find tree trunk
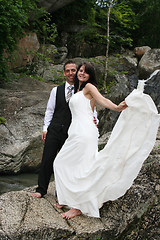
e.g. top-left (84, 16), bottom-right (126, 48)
top-left (103, 0), bottom-right (114, 91)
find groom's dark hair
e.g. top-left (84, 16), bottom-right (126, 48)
top-left (63, 60), bottom-right (77, 70)
top-left (74, 62), bottom-right (97, 93)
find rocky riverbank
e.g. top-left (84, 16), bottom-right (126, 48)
top-left (0, 132), bottom-right (159, 239)
top-left (0, 49), bottom-right (160, 239)
top-left (1, 49), bottom-right (160, 175)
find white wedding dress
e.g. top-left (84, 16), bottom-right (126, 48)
top-left (54, 80), bottom-right (160, 218)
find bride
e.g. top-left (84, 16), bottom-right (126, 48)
top-left (53, 62), bottom-right (159, 219)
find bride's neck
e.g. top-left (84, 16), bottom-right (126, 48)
top-left (78, 82), bottom-right (83, 92)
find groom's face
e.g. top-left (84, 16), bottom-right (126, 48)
top-left (63, 63), bottom-right (77, 85)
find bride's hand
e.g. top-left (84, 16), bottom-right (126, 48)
top-left (117, 101), bottom-right (128, 112)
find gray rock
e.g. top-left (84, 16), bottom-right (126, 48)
top-left (0, 133), bottom-right (159, 239)
top-left (42, 63), bottom-right (64, 82)
top-left (134, 46), bottom-right (151, 60)
top-left (0, 77), bottom-right (55, 174)
top-left (138, 49), bottom-right (160, 79)
top-left (98, 74), bottom-right (130, 135)
top-left (36, 45), bottom-right (68, 65)
top-left (35, 56), bottom-right (105, 83)
top-left (144, 71), bottom-right (160, 112)
top-left (122, 55), bottom-right (138, 74)
top-left (1, 53), bottom-right (159, 175)
top-left (0, 54), bottom-right (160, 239)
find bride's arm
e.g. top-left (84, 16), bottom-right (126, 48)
top-left (84, 83), bottom-right (127, 112)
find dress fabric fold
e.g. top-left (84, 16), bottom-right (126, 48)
top-left (54, 83), bottom-right (160, 218)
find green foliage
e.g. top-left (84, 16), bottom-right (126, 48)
top-left (0, 0), bottom-right (57, 83)
top-left (32, 11), bottom-right (57, 45)
top-left (0, 0), bottom-right (35, 55)
top-left (94, 0), bottom-right (138, 50)
top-left (0, 0), bottom-right (33, 81)
top-left (53, 0), bottom-right (139, 55)
top-left (0, 117), bottom-right (6, 125)
top-left (0, 0), bottom-right (159, 84)
top-left (0, 0), bottom-right (36, 81)
top-left (53, 0), bottom-right (96, 26)
top-left (110, 0), bottom-right (138, 47)
top-left (96, 237), bottom-right (101, 240)
top-left (53, 0), bottom-right (160, 55)
top-left (132, 0), bottom-right (160, 48)
top-left (53, 0), bottom-right (101, 46)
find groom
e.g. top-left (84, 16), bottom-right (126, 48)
top-left (32, 60), bottom-right (77, 198)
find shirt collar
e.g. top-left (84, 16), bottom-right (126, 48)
top-left (65, 81), bottom-right (74, 89)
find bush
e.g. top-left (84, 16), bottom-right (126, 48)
top-left (0, 117), bottom-right (6, 125)
top-left (0, 0), bottom-right (36, 81)
top-left (0, 0), bottom-right (57, 83)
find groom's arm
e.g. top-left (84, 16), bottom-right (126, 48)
top-left (41, 87), bottom-right (57, 142)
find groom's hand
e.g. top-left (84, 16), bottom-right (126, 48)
top-left (41, 131), bottom-right (47, 142)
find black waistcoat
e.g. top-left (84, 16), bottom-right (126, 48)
top-left (48, 83), bottom-right (72, 135)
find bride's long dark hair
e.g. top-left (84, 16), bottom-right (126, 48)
top-left (74, 62), bottom-right (97, 93)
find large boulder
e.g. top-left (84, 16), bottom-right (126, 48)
top-left (97, 73), bottom-right (131, 135)
top-left (98, 67), bottom-right (160, 136)
top-left (138, 49), bottom-right (160, 79)
top-left (38, 0), bottom-right (77, 12)
top-left (35, 44), bottom-right (68, 64)
top-left (0, 76), bottom-right (55, 174)
top-left (0, 130), bottom-right (159, 239)
top-left (6, 33), bottom-right (40, 69)
top-left (0, 55), bottom-right (159, 174)
top-left (144, 70), bottom-right (160, 112)
top-left (134, 46), bottom-right (151, 60)
top-left (33, 57), bottom-right (105, 83)
top-left (0, 57), bottom-right (106, 174)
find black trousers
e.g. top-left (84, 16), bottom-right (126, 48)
top-left (36, 128), bottom-right (67, 196)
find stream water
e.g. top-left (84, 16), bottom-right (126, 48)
top-left (0, 173), bottom-right (39, 195)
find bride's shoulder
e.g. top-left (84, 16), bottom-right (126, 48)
top-left (85, 83), bottom-right (96, 91)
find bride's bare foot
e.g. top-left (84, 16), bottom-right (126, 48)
top-left (61, 208), bottom-right (82, 219)
top-left (32, 192), bottom-right (42, 198)
top-left (54, 203), bottom-right (65, 209)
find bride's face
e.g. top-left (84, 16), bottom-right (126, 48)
top-left (77, 65), bottom-right (90, 82)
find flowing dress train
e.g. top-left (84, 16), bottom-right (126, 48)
top-left (54, 81), bottom-right (160, 218)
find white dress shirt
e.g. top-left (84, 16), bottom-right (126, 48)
top-left (43, 82), bottom-right (98, 132)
